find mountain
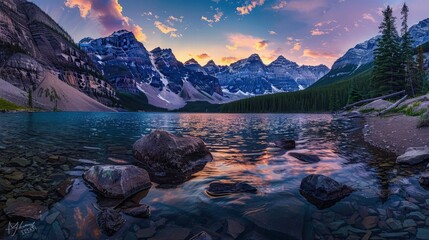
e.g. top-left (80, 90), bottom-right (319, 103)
top-left (314, 18), bottom-right (429, 87)
top-left (80, 30), bottom-right (224, 110)
top-left (214, 54), bottom-right (329, 95)
top-left (0, 0), bottom-right (115, 111)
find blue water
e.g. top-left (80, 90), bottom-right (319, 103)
top-left (0, 112), bottom-right (427, 240)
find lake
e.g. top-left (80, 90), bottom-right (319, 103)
top-left (0, 112), bottom-right (428, 240)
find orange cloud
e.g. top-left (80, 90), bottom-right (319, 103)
top-left (196, 53), bottom-right (210, 60)
top-left (236, 0), bottom-right (265, 15)
top-left (292, 42), bottom-right (301, 51)
top-left (221, 57), bottom-right (238, 65)
top-left (226, 34), bottom-right (269, 51)
top-left (311, 29), bottom-right (328, 36)
top-left (255, 40), bottom-right (269, 50)
top-left (362, 13), bottom-right (376, 23)
top-left (154, 21), bottom-right (181, 38)
top-left (65, 0), bottom-right (147, 42)
top-left (303, 49), bottom-right (339, 58)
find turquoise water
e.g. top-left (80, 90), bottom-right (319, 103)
top-left (0, 112), bottom-right (427, 240)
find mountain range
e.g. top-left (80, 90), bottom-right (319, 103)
top-left (79, 30), bottom-right (329, 110)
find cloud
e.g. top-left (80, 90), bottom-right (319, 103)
top-left (310, 29), bottom-right (328, 36)
top-left (201, 8), bottom-right (223, 26)
top-left (315, 20), bottom-right (337, 27)
top-left (292, 42), bottom-right (301, 51)
top-left (255, 40), bottom-right (269, 50)
top-left (64, 0), bottom-right (147, 42)
top-left (196, 53), bottom-right (210, 60)
top-left (154, 21), bottom-right (181, 38)
top-left (226, 34), bottom-right (269, 51)
top-left (362, 13), bottom-right (376, 23)
top-left (236, 0), bottom-right (265, 15)
top-left (272, 0), bottom-right (287, 10)
top-left (221, 56), bottom-right (238, 65)
top-left (269, 31), bottom-right (277, 35)
top-left (303, 49), bottom-right (338, 58)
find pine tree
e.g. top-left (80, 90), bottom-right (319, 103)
top-left (401, 3), bottom-right (417, 96)
top-left (418, 47), bottom-right (429, 93)
top-left (373, 6), bottom-right (403, 96)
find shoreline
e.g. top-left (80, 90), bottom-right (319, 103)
top-left (363, 113), bottom-right (429, 156)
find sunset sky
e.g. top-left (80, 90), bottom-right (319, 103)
top-left (31, 0), bottom-right (429, 67)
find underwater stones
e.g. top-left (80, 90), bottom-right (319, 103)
top-left (226, 219), bottom-right (245, 239)
top-left (123, 204), bottom-right (150, 218)
top-left (56, 178), bottom-right (75, 197)
top-left (135, 224), bottom-right (156, 238)
top-left (362, 216), bottom-right (379, 229)
top-left (300, 174), bottom-right (353, 209)
top-left (133, 130), bottom-right (212, 184)
top-left (83, 165), bottom-right (151, 199)
top-left (396, 146), bottom-right (429, 165)
top-left (18, 191), bottom-right (48, 200)
top-left (9, 157), bottom-right (31, 167)
top-left (189, 231), bottom-right (213, 240)
top-left (3, 201), bottom-right (47, 220)
top-left (97, 208), bottom-right (125, 236)
top-left (149, 227), bottom-right (191, 240)
top-left (206, 181), bottom-right (257, 196)
top-left (386, 218), bottom-right (403, 230)
top-left (289, 151), bottom-right (321, 163)
top-left (274, 139), bottom-right (296, 150)
top-left (417, 228), bottom-right (429, 240)
top-left (5, 171), bottom-right (24, 181)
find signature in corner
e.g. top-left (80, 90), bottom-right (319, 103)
top-left (6, 221), bottom-right (37, 237)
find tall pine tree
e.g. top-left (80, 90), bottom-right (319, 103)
top-left (373, 6), bottom-right (403, 96)
top-left (401, 3), bottom-right (417, 96)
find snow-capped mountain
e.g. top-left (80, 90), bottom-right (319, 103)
top-left (80, 30), bottom-right (223, 110)
top-left (213, 54), bottom-right (329, 95)
top-left (315, 18), bottom-right (429, 86)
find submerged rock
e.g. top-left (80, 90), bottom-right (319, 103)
top-left (97, 208), bottom-right (125, 236)
top-left (419, 172), bottom-right (429, 187)
top-left (133, 130), bottom-right (212, 184)
top-left (206, 181), bottom-right (257, 196)
top-left (123, 204), bottom-right (150, 218)
top-left (83, 165), bottom-right (151, 199)
top-left (397, 146), bottom-right (429, 165)
top-left (4, 201), bottom-right (47, 220)
top-left (189, 231), bottom-right (213, 240)
top-left (300, 174), bottom-right (353, 209)
top-left (274, 139), bottom-right (296, 150)
top-left (289, 151), bottom-right (321, 163)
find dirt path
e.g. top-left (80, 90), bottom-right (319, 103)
top-left (364, 114), bottom-right (429, 155)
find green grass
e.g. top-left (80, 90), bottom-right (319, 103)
top-left (359, 108), bottom-right (376, 114)
top-left (0, 98), bottom-right (25, 111)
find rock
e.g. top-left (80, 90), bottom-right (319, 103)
top-left (289, 152), bottom-right (320, 163)
top-left (123, 204), bottom-right (150, 218)
top-left (417, 228), bottom-right (429, 240)
top-left (362, 231), bottom-right (372, 240)
top-left (358, 99), bottom-right (391, 112)
top-left (226, 219), bottom-right (245, 239)
top-left (403, 219), bottom-right (417, 228)
top-left (362, 216), bottom-right (379, 229)
top-left (19, 191), bottom-right (48, 200)
top-left (133, 130), bottom-right (212, 184)
top-left (5, 171), bottom-right (24, 181)
top-left (397, 146), bottom-right (429, 165)
top-left (3, 201), bottom-right (47, 220)
top-left (206, 181), bottom-right (257, 196)
top-left (299, 174), bottom-right (354, 209)
top-left (420, 172), bottom-right (429, 187)
top-left (56, 178), bottom-right (75, 197)
top-left (96, 208), bottom-right (125, 236)
top-left (149, 227), bottom-right (191, 240)
top-left (407, 211), bottom-right (426, 221)
top-left (189, 231), bottom-right (213, 240)
top-left (45, 211), bottom-right (60, 224)
top-left (9, 157), bottom-right (31, 167)
top-left (379, 232), bottom-right (409, 238)
top-left (274, 139), bottom-right (296, 150)
top-left (136, 224), bottom-right (156, 238)
top-left (0, 179), bottom-right (13, 192)
top-left (83, 165), bottom-right (151, 199)
top-left (386, 218), bottom-right (402, 230)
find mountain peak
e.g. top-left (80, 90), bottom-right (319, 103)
top-left (206, 60), bottom-right (216, 66)
top-left (184, 58), bottom-right (200, 66)
top-left (112, 29), bottom-right (132, 36)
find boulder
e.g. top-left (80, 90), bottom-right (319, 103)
top-left (123, 204), bottom-right (150, 218)
top-left (419, 172), bottom-right (429, 187)
top-left (300, 174), bottom-right (353, 209)
top-left (96, 208), bottom-right (125, 236)
top-left (206, 181), bottom-right (257, 196)
top-left (83, 165), bottom-right (151, 199)
top-left (133, 130), bottom-right (212, 184)
top-left (274, 139), bottom-right (296, 150)
top-left (358, 99), bottom-right (391, 112)
top-left (289, 152), bottom-right (320, 163)
top-left (3, 201), bottom-right (47, 220)
top-left (396, 146), bottom-right (429, 165)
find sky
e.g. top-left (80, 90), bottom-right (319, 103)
top-left (30, 0), bottom-right (429, 68)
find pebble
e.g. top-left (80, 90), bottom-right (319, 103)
top-left (362, 216), bottom-right (379, 229)
top-left (417, 228), bottom-right (429, 240)
top-left (386, 218), bottom-right (402, 230)
top-left (226, 219), bottom-right (245, 239)
top-left (408, 212), bottom-right (426, 221)
top-left (404, 219), bottom-right (417, 228)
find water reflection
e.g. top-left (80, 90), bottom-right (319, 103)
top-left (0, 112), bottom-right (425, 239)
